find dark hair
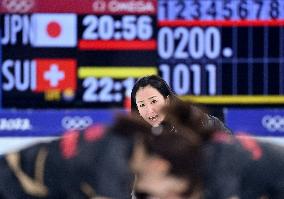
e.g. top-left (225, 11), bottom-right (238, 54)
top-left (143, 126), bottom-right (203, 196)
top-left (131, 75), bottom-right (179, 114)
top-left (112, 101), bottom-right (212, 196)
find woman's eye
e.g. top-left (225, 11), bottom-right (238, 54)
top-left (151, 99), bottom-right (157, 104)
top-left (139, 104), bottom-right (145, 108)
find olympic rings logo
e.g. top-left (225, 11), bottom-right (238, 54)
top-left (2, 0), bottom-right (34, 13)
top-left (261, 115), bottom-right (284, 132)
top-left (61, 116), bottom-right (93, 130)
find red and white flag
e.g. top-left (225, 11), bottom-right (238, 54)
top-left (34, 59), bottom-right (77, 92)
top-left (31, 14), bottom-right (77, 47)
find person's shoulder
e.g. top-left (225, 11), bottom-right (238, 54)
top-left (206, 114), bottom-right (232, 135)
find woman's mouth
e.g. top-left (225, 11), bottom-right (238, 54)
top-left (149, 115), bottom-right (158, 121)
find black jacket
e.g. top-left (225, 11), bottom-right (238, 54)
top-left (0, 126), bottom-right (134, 199)
top-left (203, 132), bottom-right (284, 199)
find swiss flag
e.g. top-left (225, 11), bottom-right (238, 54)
top-left (31, 14), bottom-right (77, 47)
top-left (34, 59), bottom-right (77, 92)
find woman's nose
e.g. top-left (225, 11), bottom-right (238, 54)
top-left (146, 105), bottom-right (154, 113)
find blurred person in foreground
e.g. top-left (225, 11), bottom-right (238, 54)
top-left (0, 124), bottom-right (134, 199)
top-left (114, 100), bottom-right (284, 199)
top-left (1, 100), bottom-right (283, 199)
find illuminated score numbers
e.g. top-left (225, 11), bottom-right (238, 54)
top-left (158, 27), bottom-right (222, 96)
top-left (82, 15), bottom-right (153, 40)
top-left (157, 0), bottom-right (284, 104)
top-left (158, 0), bottom-right (284, 20)
top-left (79, 14), bottom-right (155, 103)
top-left (82, 77), bottom-right (135, 103)
top-left (158, 27), bottom-right (221, 59)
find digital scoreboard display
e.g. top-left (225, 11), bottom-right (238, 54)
top-left (0, 0), bottom-right (157, 108)
top-left (158, 0), bottom-right (284, 104)
top-left (1, 0), bottom-right (284, 109)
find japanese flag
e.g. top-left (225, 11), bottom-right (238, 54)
top-left (31, 14), bottom-right (77, 47)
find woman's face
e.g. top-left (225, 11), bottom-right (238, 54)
top-left (135, 86), bottom-right (169, 127)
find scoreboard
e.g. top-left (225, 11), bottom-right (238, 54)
top-left (158, 0), bottom-right (284, 104)
top-left (1, 0), bottom-right (284, 109)
top-left (0, 0), bottom-right (157, 108)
